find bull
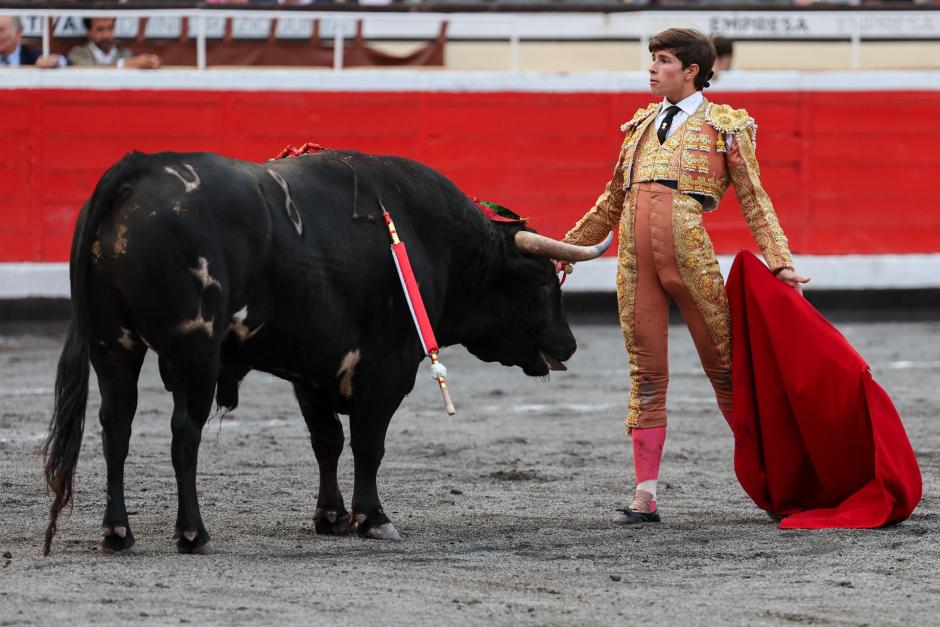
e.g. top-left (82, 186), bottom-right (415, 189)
top-left (42, 150), bottom-right (611, 555)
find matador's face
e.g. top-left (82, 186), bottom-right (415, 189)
top-left (648, 49), bottom-right (698, 102)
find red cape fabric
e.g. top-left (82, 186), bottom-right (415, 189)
top-left (725, 251), bottom-right (921, 529)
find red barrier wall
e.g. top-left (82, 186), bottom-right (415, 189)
top-left (3, 88), bottom-right (939, 262)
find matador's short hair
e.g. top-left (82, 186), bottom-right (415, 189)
top-left (649, 28), bottom-right (717, 91)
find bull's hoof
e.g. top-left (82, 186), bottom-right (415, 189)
top-left (175, 528), bottom-right (212, 554)
top-left (353, 512), bottom-right (401, 541)
top-left (99, 525), bottom-right (135, 554)
top-left (361, 522), bottom-right (401, 541)
top-left (314, 508), bottom-right (352, 536)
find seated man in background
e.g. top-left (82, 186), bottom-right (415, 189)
top-left (68, 17), bottom-right (160, 69)
top-left (0, 15), bottom-right (67, 68)
top-left (711, 36), bottom-right (733, 80)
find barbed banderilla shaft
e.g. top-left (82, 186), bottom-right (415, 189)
top-left (382, 203), bottom-right (455, 416)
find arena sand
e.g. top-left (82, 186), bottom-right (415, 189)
top-left (1, 321), bottom-right (937, 625)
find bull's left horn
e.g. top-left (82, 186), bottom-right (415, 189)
top-left (514, 231), bottom-right (613, 262)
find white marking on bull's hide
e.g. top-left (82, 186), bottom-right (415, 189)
top-left (190, 257), bottom-right (221, 291)
top-left (337, 350), bottom-right (361, 399)
top-left (118, 327), bottom-right (136, 351)
top-left (171, 201), bottom-right (187, 215)
top-left (176, 305), bottom-right (214, 337)
top-left (265, 168), bottom-right (303, 236)
top-left (229, 306), bottom-right (264, 343)
top-left (163, 164), bottom-right (201, 193)
top-left (112, 224), bottom-right (129, 256)
top-left (232, 306), bottom-right (248, 325)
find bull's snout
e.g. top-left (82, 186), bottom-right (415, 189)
top-left (540, 324), bottom-right (576, 365)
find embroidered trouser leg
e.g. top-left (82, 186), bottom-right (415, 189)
top-left (619, 182), bottom-right (732, 431)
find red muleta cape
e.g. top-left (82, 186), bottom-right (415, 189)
top-left (726, 251), bottom-right (922, 529)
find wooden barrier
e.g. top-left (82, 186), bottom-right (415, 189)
top-left (2, 72), bottom-right (939, 264)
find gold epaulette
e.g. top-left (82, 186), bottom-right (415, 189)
top-left (620, 102), bottom-right (659, 132)
top-left (705, 103), bottom-right (755, 133)
top-left (705, 103), bottom-right (757, 152)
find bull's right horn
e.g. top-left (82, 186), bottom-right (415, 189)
top-left (514, 231), bottom-right (613, 262)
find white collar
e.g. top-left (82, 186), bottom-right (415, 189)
top-left (662, 91), bottom-right (703, 116)
top-left (1, 44), bottom-right (21, 65)
top-left (89, 41), bottom-right (118, 64)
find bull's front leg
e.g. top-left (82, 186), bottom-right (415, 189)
top-left (347, 357), bottom-right (412, 541)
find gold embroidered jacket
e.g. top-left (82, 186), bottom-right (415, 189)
top-left (565, 99), bottom-right (793, 272)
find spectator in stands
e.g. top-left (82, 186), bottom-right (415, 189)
top-left (0, 15), bottom-right (67, 68)
top-left (712, 36), bottom-right (733, 80)
top-left (67, 18), bottom-right (161, 69)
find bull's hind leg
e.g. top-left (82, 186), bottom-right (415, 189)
top-left (166, 355), bottom-right (219, 554)
top-left (90, 343), bottom-right (146, 553)
top-left (294, 383), bottom-right (350, 535)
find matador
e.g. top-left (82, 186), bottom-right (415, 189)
top-left (560, 28), bottom-right (810, 526)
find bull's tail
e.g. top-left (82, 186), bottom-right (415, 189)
top-left (42, 319), bottom-right (89, 556)
top-left (42, 151), bottom-right (149, 555)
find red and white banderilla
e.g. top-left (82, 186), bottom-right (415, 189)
top-left (381, 203), bottom-right (455, 415)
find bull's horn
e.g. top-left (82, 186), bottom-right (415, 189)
top-left (514, 230), bottom-right (613, 262)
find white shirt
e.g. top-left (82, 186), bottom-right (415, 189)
top-left (653, 91), bottom-right (703, 141)
top-left (0, 44), bottom-right (22, 67)
top-left (652, 90), bottom-right (735, 149)
top-left (1, 45), bottom-right (67, 68)
top-left (89, 42), bottom-right (116, 65)
top-left (89, 42), bottom-right (125, 67)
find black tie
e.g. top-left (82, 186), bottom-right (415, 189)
top-left (657, 105), bottom-right (681, 144)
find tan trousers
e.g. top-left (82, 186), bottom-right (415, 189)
top-left (618, 182), bottom-right (733, 431)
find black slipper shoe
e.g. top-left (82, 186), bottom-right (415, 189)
top-left (613, 507), bottom-right (661, 526)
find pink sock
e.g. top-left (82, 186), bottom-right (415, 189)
top-left (631, 426), bottom-right (667, 512)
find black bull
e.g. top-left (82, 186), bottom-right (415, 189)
top-left (42, 150), bottom-right (611, 555)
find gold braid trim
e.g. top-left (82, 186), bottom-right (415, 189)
top-left (671, 195), bottom-right (732, 371)
top-left (615, 186), bottom-right (641, 434)
top-left (564, 143), bottom-right (628, 246)
top-left (727, 126), bottom-right (793, 272)
top-left (620, 102), bottom-right (660, 133)
top-left (704, 103), bottom-right (756, 152)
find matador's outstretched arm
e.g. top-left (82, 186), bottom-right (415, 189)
top-left (564, 145), bottom-right (628, 247)
top-left (726, 127), bottom-right (794, 273)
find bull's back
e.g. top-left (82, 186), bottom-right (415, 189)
top-left (88, 152), bottom-right (273, 353)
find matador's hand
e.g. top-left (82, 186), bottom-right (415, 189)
top-left (552, 259), bottom-right (574, 275)
top-left (775, 268), bottom-right (810, 296)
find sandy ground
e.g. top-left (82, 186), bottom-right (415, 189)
top-left (0, 320), bottom-right (937, 626)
